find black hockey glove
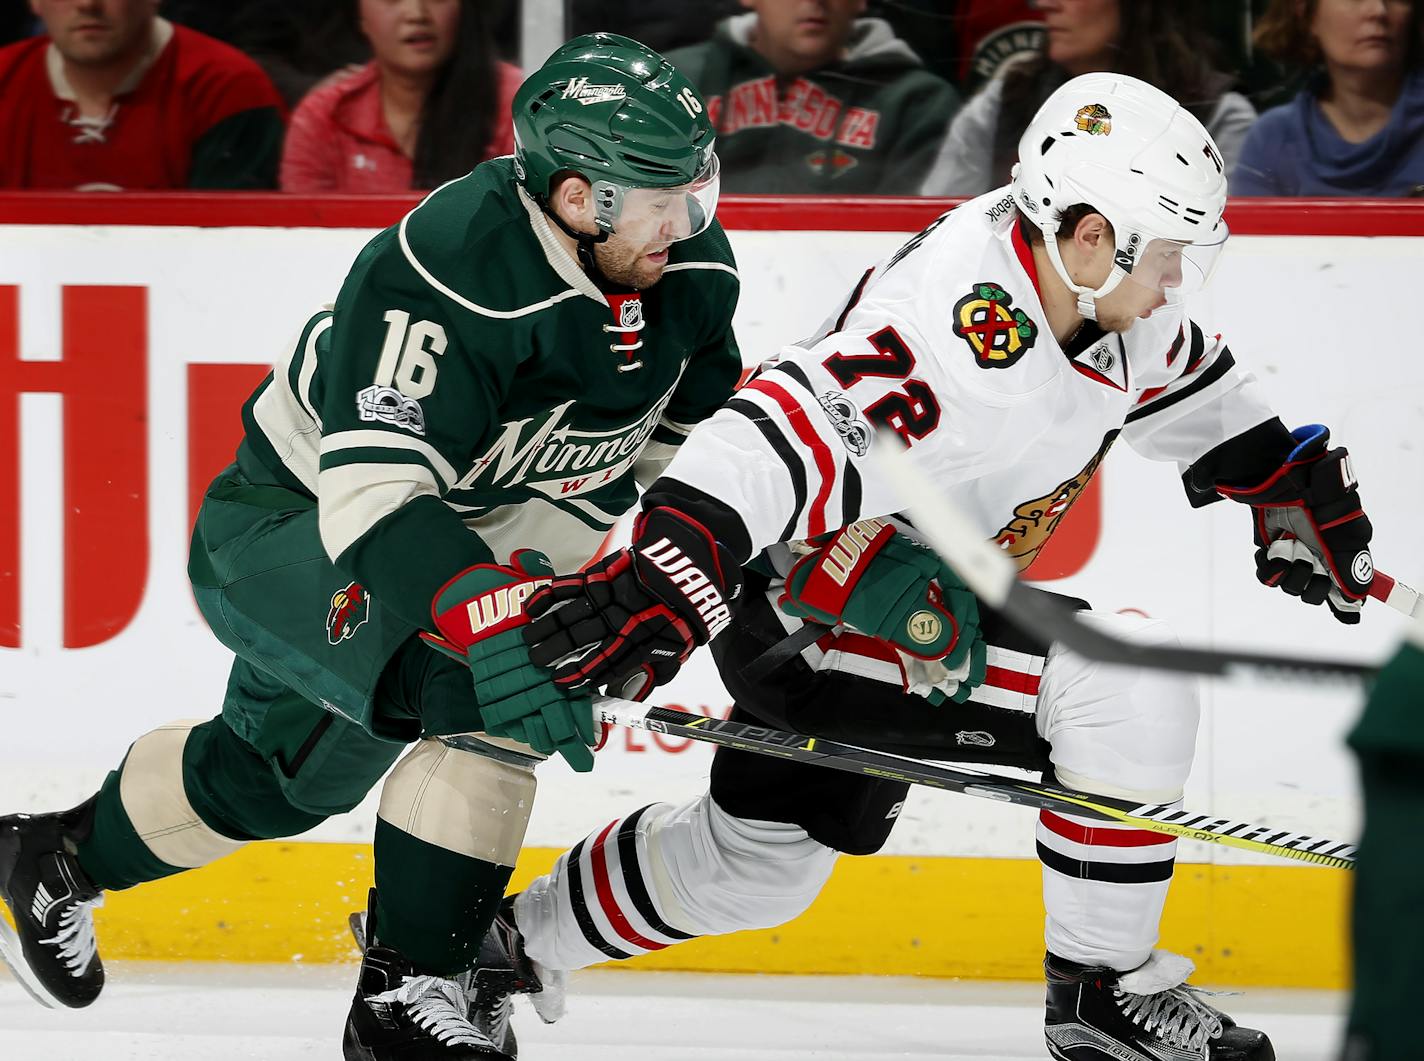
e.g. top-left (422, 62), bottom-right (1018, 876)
top-left (523, 507), bottom-right (743, 700)
top-left (1216, 424), bottom-right (1373, 624)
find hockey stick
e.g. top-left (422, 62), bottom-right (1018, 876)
top-left (740, 621), bottom-right (828, 682)
top-left (594, 696), bottom-right (1356, 870)
top-left (870, 440), bottom-right (1404, 686)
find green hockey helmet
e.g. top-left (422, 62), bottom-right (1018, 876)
top-left (513, 33), bottom-right (720, 245)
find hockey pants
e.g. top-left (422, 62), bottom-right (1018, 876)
top-left (516, 611), bottom-right (1199, 975)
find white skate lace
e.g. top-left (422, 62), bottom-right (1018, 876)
top-left (372, 975), bottom-right (497, 1048)
top-left (39, 894), bottom-right (104, 974)
top-left (1115, 982), bottom-right (1225, 1052)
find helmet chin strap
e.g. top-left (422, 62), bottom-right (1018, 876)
top-left (1042, 234), bottom-right (1129, 322)
top-left (543, 204), bottom-right (613, 279)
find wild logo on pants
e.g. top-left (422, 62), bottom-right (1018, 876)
top-left (326, 581), bottom-right (369, 645)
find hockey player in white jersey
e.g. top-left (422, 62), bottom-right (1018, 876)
top-left (491, 73), bottom-right (1378, 1061)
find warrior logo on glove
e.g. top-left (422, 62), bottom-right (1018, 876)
top-left (523, 507), bottom-right (744, 702)
top-left (638, 537), bottom-right (733, 638)
top-left (462, 580), bottom-right (551, 638)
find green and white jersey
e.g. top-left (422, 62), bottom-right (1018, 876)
top-left (237, 157), bottom-right (742, 629)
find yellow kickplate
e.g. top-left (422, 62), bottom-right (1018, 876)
top-left (31, 844), bottom-right (1345, 987)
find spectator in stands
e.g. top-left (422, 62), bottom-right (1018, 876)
top-left (921, 0), bottom-right (1256, 196)
top-left (569, 0), bottom-right (741, 56)
top-left (161, 0), bottom-right (371, 110)
top-left (281, 0), bottom-right (519, 193)
top-left (0, 0), bottom-right (286, 190)
top-left (666, 0), bottom-right (960, 194)
top-left (953, 0), bottom-right (1046, 91)
top-left (1235, 0), bottom-right (1424, 196)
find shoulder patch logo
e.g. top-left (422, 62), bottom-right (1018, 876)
top-left (326, 582), bottom-right (369, 645)
top-left (1074, 103), bottom-right (1112, 135)
top-left (357, 385), bottom-right (426, 436)
top-left (817, 390), bottom-right (872, 457)
top-left (952, 283), bottom-right (1038, 369)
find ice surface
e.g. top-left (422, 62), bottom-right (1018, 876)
top-left (0, 961), bottom-right (1345, 1060)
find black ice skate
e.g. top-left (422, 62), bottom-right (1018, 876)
top-left (0, 798), bottom-right (105, 1009)
top-left (1044, 950), bottom-right (1275, 1061)
top-left (462, 896), bottom-right (569, 1058)
top-left (350, 893), bottom-right (567, 1049)
top-left (343, 890), bottom-right (512, 1060)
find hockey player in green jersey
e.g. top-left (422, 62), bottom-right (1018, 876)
top-left (0, 33), bottom-right (739, 1061)
top-left (1344, 614), bottom-right (1424, 1061)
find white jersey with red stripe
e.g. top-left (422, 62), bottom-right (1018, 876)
top-left (657, 187), bottom-right (1278, 568)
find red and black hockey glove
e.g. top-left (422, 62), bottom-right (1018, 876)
top-left (523, 507), bottom-right (743, 700)
top-left (1217, 424), bottom-right (1374, 624)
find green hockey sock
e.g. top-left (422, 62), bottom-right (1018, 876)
top-left (372, 817), bottom-right (513, 975)
top-left (75, 765), bottom-right (185, 891)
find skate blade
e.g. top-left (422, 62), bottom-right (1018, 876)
top-left (0, 910), bottom-right (65, 1010)
top-left (348, 910), bottom-right (367, 953)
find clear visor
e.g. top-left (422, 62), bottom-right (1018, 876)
top-left (593, 153), bottom-right (721, 247)
top-left (1115, 223), bottom-right (1229, 303)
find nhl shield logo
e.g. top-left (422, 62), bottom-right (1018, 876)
top-left (606, 292), bottom-right (646, 370)
top-left (326, 581), bottom-right (370, 645)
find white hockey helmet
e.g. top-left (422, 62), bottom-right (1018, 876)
top-left (1010, 72), bottom-right (1229, 320)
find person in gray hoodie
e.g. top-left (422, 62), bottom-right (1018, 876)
top-left (666, 0), bottom-right (960, 194)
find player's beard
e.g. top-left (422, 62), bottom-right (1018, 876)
top-left (593, 235), bottom-right (668, 290)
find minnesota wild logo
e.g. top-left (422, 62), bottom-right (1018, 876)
top-left (1075, 103), bottom-right (1112, 135)
top-left (952, 283), bottom-right (1038, 369)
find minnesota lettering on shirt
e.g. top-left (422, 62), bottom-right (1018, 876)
top-left (706, 76), bottom-right (880, 149)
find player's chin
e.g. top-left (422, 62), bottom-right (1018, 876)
top-left (634, 253), bottom-right (670, 287)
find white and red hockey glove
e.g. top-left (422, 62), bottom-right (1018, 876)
top-left (1217, 424), bottom-right (1374, 624)
top-left (522, 507), bottom-right (742, 700)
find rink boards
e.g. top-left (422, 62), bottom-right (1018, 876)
top-left (1, 194), bottom-right (1421, 988)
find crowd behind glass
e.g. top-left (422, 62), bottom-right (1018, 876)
top-left (2, 0), bottom-right (1422, 198)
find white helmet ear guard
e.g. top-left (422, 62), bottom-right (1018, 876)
top-left (1010, 73), bottom-right (1229, 319)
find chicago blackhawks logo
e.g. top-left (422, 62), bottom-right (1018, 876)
top-left (952, 283), bottom-right (1038, 369)
top-left (326, 582), bottom-right (369, 645)
top-left (1075, 103), bottom-right (1112, 135)
top-left (994, 432), bottom-right (1117, 571)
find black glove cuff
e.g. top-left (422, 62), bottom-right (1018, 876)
top-left (641, 478), bottom-right (755, 564)
top-left (1181, 418), bottom-right (1296, 509)
top-left (632, 506), bottom-right (744, 644)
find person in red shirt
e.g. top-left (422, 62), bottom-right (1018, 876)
top-left (280, 0), bottom-right (520, 193)
top-left (0, 0), bottom-right (286, 190)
